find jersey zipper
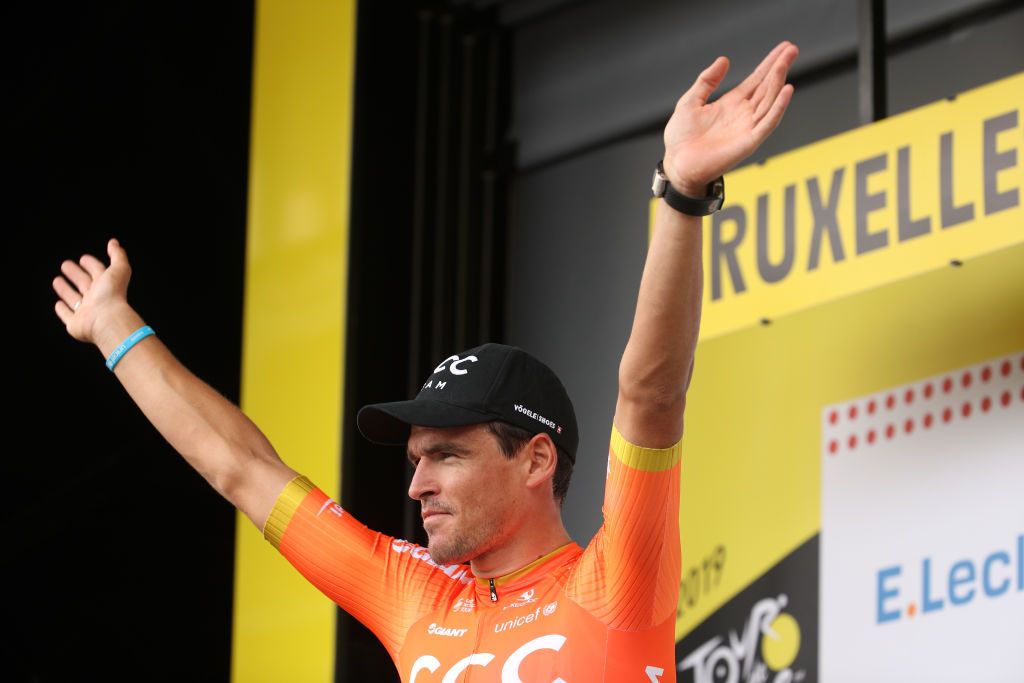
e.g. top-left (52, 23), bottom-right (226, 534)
top-left (468, 597), bottom-right (487, 683)
top-left (489, 578), bottom-right (498, 602)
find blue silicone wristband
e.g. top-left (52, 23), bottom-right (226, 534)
top-left (106, 325), bottom-right (155, 371)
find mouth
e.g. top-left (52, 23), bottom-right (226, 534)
top-left (421, 509), bottom-right (452, 522)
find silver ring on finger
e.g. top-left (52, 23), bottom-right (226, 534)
top-left (73, 300), bottom-right (82, 311)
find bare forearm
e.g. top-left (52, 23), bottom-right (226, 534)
top-left (96, 304), bottom-right (288, 500)
top-left (616, 199), bottom-right (703, 446)
top-left (614, 43), bottom-right (798, 447)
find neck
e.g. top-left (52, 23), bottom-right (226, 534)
top-left (469, 506), bottom-right (572, 579)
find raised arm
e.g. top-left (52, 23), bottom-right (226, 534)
top-left (51, 239), bottom-right (298, 528)
top-left (615, 41), bottom-right (798, 448)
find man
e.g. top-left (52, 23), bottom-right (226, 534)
top-left (52, 41), bottom-right (798, 680)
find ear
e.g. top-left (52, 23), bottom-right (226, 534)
top-left (521, 432), bottom-right (558, 492)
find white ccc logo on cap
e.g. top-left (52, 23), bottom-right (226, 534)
top-left (434, 354), bottom-right (478, 376)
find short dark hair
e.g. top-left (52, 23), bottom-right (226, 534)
top-left (485, 420), bottom-right (573, 505)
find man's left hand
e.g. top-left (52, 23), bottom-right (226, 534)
top-left (663, 41), bottom-right (799, 196)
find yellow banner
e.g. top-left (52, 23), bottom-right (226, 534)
top-left (695, 72), bottom-right (1023, 340)
top-left (233, 1), bottom-right (355, 681)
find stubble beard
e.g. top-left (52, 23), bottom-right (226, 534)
top-left (427, 513), bottom-right (502, 566)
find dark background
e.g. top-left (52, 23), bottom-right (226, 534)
top-left (10, 2), bottom-right (254, 679)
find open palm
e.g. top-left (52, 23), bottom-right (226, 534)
top-left (52, 238), bottom-right (132, 344)
top-left (663, 41), bottom-right (798, 195)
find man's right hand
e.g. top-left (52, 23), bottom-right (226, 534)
top-left (49, 237), bottom-right (298, 530)
top-left (52, 237), bottom-right (133, 346)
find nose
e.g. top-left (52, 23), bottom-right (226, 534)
top-left (408, 458), bottom-right (438, 501)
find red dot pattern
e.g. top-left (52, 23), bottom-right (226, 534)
top-left (825, 355), bottom-right (1022, 456)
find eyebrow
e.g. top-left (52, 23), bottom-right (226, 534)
top-left (407, 441), bottom-right (471, 463)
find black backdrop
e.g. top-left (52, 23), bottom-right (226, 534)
top-left (10, 2), bottom-right (253, 680)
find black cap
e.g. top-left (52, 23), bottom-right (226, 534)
top-left (357, 343), bottom-right (579, 462)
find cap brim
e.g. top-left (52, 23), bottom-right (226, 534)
top-left (356, 399), bottom-right (496, 446)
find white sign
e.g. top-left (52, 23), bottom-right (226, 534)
top-left (820, 352), bottom-right (1024, 682)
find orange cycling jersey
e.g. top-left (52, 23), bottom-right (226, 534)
top-left (263, 425), bottom-right (682, 682)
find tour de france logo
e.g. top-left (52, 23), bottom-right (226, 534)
top-left (680, 593), bottom-right (804, 683)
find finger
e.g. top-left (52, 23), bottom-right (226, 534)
top-left (108, 237), bottom-right (127, 266)
top-left (80, 253), bottom-right (106, 280)
top-left (735, 41), bottom-right (790, 98)
top-left (681, 56), bottom-right (730, 107)
top-left (753, 83), bottom-right (794, 140)
top-left (52, 275), bottom-right (84, 309)
top-left (55, 300), bottom-right (74, 326)
top-left (108, 238), bottom-right (132, 282)
top-left (61, 259), bottom-right (92, 294)
top-left (752, 53), bottom-right (796, 122)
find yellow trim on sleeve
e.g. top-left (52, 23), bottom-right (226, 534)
top-left (262, 475), bottom-right (317, 550)
top-left (610, 425), bottom-right (682, 472)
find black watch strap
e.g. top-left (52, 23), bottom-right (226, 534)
top-left (651, 160), bottom-right (725, 216)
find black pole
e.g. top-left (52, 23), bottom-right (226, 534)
top-left (858, 0), bottom-right (887, 124)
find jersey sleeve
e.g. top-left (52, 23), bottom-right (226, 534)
top-left (565, 424), bottom-right (682, 631)
top-left (262, 475), bottom-right (473, 659)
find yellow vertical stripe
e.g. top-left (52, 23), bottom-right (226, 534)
top-left (232, 1), bottom-right (356, 681)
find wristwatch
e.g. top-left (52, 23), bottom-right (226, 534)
top-left (651, 160), bottom-right (725, 216)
